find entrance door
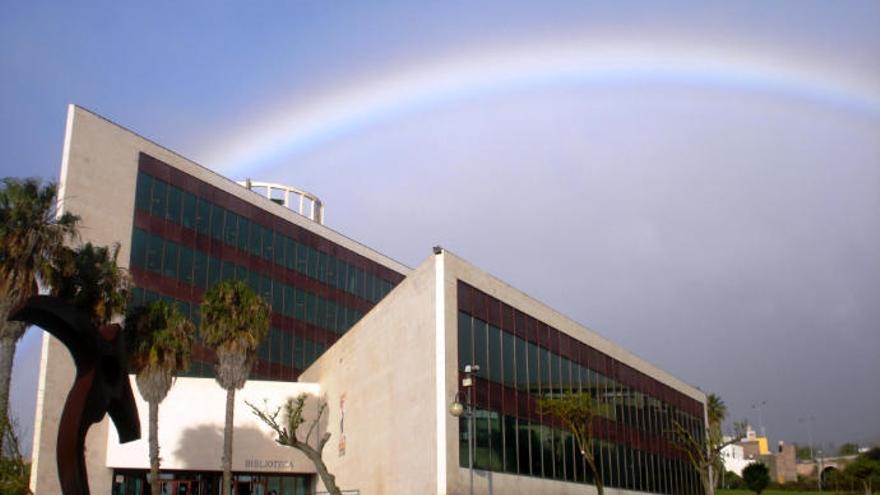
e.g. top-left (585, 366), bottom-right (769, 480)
top-left (234, 476), bottom-right (268, 495)
top-left (159, 480), bottom-right (202, 495)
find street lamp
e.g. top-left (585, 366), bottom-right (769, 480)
top-left (798, 416), bottom-right (818, 491)
top-left (450, 364), bottom-right (479, 495)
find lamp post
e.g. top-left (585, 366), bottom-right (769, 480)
top-left (798, 416), bottom-right (818, 491)
top-left (450, 364), bottom-right (479, 495)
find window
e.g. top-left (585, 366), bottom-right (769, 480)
top-left (195, 198), bottom-right (211, 235)
top-left (162, 242), bottom-right (179, 279)
top-left (181, 191), bottom-right (196, 229)
top-left (458, 312), bottom-right (472, 370)
top-left (503, 415), bottom-right (517, 473)
top-left (224, 211), bottom-right (238, 246)
top-left (237, 217), bottom-right (250, 252)
top-left (178, 246), bottom-right (193, 285)
top-left (145, 234), bottom-right (163, 272)
top-left (274, 234), bottom-right (285, 266)
top-left (249, 222), bottom-right (262, 256)
top-left (207, 256), bottom-right (221, 289)
top-left (166, 186), bottom-right (182, 224)
top-left (130, 228), bottom-right (146, 267)
top-left (210, 204), bottom-right (224, 240)
top-left (262, 228), bottom-right (274, 260)
top-left (472, 319), bottom-right (487, 378)
top-left (150, 179), bottom-right (167, 218)
top-left (135, 172), bottom-right (152, 212)
top-left (193, 250), bottom-right (207, 288)
top-left (487, 325), bottom-right (501, 383)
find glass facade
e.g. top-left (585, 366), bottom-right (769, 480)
top-left (129, 153), bottom-right (404, 380)
top-left (457, 281), bottom-right (705, 495)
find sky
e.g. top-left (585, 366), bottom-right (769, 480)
top-left (2, 1), bottom-right (879, 456)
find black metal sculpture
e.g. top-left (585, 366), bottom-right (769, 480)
top-left (10, 295), bottom-right (140, 495)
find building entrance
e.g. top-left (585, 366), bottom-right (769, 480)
top-left (113, 470), bottom-right (312, 495)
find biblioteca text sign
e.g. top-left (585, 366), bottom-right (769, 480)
top-left (244, 459), bottom-right (296, 470)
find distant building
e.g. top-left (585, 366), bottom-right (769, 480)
top-left (722, 426), bottom-right (796, 484)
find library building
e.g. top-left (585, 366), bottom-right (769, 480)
top-left (28, 105), bottom-right (707, 495)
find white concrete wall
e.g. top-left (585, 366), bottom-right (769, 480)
top-left (298, 254), bottom-right (439, 495)
top-left (107, 377), bottom-right (320, 474)
top-left (439, 250), bottom-right (708, 495)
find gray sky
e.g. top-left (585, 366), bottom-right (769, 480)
top-left (2, 1), bottom-right (879, 455)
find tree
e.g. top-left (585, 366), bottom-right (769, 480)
top-left (839, 443), bottom-right (860, 457)
top-left (200, 280), bottom-right (270, 495)
top-left (247, 394), bottom-right (342, 495)
top-left (536, 392), bottom-right (604, 495)
top-left (0, 414), bottom-right (31, 495)
top-left (796, 445), bottom-right (815, 461)
top-left (844, 448), bottom-right (880, 495)
top-left (706, 393), bottom-right (728, 488)
top-left (706, 393), bottom-right (727, 430)
top-left (742, 462), bottom-right (770, 495)
top-left (0, 177), bottom-right (79, 447)
top-left (670, 413), bottom-right (747, 495)
top-left (125, 301), bottom-right (195, 495)
top-left (53, 242), bottom-right (130, 326)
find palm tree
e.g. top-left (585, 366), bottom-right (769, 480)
top-left (707, 393), bottom-right (727, 431)
top-left (0, 178), bottom-right (79, 441)
top-left (200, 280), bottom-right (270, 495)
top-left (53, 242), bottom-right (131, 326)
top-left (125, 301), bottom-right (195, 495)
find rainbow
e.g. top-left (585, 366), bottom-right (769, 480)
top-left (205, 41), bottom-right (880, 176)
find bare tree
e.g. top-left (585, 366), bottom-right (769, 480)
top-left (537, 392), bottom-right (605, 495)
top-left (670, 417), bottom-right (747, 495)
top-left (247, 394), bottom-right (342, 495)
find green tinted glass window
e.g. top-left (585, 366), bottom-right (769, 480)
top-left (285, 238), bottom-right (296, 270)
top-left (472, 319), bottom-right (487, 378)
top-left (294, 290), bottom-right (306, 320)
top-left (150, 179), bottom-right (167, 218)
top-left (178, 246), bottom-right (193, 285)
top-left (221, 260), bottom-right (235, 280)
top-left (504, 415), bottom-right (517, 473)
top-left (307, 247), bottom-right (319, 279)
top-left (488, 325), bottom-right (501, 383)
top-left (163, 242), bottom-right (179, 279)
top-left (193, 250), bottom-right (207, 288)
top-left (249, 222), bottom-right (262, 255)
top-left (135, 172), bottom-right (152, 212)
top-left (210, 204), bottom-right (224, 240)
top-left (130, 228), bottom-right (146, 267)
top-left (274, 235), bottom-right (285, 266)
top-left (270, 328), bottom-right (282, 363)
top-left (283, 286), bottom-right (294, 317)
top-left (272, 280), bottom-right (284, 312)
top-left (293, 336), bottom-right (305, 369)
top-left (304, 292), bottom-right (316, 324)
top-left (181, 191), bottom-right (196, 229)
top-left (262, 228), bottom-right (274, 260)
top-left (207, 256), bottom-right (221, 288)
top-left (146, 233), bottom-right (163, 272)
top-left (502, 331), bottom-right (515, 387)
top-left (166, 186), bottom-right (182, 223)
top-left (235, 264), bottom-right (248, 281)
top-left (236, 217), bottom-right (250, 251)
top-left (458, 312), bottom-right (472, 370)
top-left (195, 198), bottom-right (211, 235)
top-left (515, 336), bottom-right (528, 391)
top-left (224, 212), bottom-right (238, 246)
top-left (296, 242), bottom-right (308, 273)
top-left (259, 275), bottom-right (272, 301)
